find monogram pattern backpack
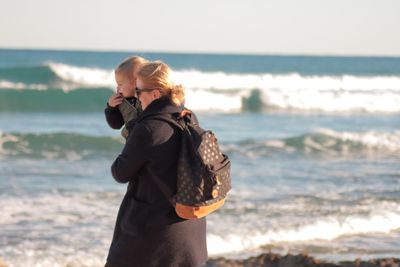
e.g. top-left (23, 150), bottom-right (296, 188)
top-left (152, 110), bottom-right (232, 219)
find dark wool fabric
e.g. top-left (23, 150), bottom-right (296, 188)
top-left (105, 103), bottom-right (124, 129)
top-left (106, 97), bottom-right (208, 267)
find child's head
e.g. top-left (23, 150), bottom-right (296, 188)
top-left (115, 56), bottom-right (147, 97)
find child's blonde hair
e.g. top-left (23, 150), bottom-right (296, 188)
top-left (137, 61), bottom-right (185, 106)
top-left (115, 56), bottom-right (147, 81)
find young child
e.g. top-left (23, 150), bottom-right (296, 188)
top-left (104, 56), bottom-right (147, 139)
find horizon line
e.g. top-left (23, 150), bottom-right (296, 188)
top-left (1, 46), bottom-right (400, 59)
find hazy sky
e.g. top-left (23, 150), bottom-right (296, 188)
top-left (1, 0), bottom-right (400, 56)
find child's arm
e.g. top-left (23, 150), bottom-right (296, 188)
top-left (104, 93), bottom-right (125, 129)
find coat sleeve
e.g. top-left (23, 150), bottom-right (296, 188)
top-left (104, 103), bottom-right (124, 129)
top-left (111, 124), bottom-right (152, 183)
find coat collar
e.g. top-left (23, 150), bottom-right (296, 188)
top-left (138, 96), bottom-right (183, 121)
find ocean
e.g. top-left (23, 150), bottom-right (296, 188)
top-left (0, 48), bottom-right (399, 266)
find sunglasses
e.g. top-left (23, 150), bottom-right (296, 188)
top-left (135, 87), bottom-right (159, 97)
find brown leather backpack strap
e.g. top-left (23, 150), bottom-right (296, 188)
top-left (180, 109), bottom-right (191, 118)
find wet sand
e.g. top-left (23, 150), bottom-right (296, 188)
top-left (206, 253), bottom-right (400, 267)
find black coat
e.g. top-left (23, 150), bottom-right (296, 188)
top-left (106, 97), bottom-right (208, 267)
top-left (104, 104), bottom-right (124, 129)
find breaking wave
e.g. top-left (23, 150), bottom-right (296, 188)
top-left (208, 209), bottom-right (400, 255)
top-left (224, 129), bottom-right (400, 158)
top-left (1, 63), bottom-right (400, 113)
top-left (2, 129), bottom-right (399, 160)
top-left (0, 131), bottom-right (123, 160)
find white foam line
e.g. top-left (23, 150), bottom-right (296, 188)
top-left (0, 80), bottom-right (48, 90)
top-left (47, 63), bottom-right (400, 91)
top-left (48, 62), bottom-right (114, 87)
top-left (208, 211), bottom-right (400, 255)
top-left (315, 129), bottom-right (400, 151)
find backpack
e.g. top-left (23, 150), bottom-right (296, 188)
top-left (152, 110), bottom-right (232, 219)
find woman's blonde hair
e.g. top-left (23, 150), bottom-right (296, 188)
top-left (115, 56), bottom-right (147, 81)
top-left (137, 61), bottom-right (185, 106)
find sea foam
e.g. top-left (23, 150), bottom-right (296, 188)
top-left (208, 210), bottom-right (400, 255)
top-left (223, 129), bottom-right (400, 158)
top-left (48, 62), bottom-right (114, 87)
top-left (0, 80), bottom-right (47, 90)
top-left (2, 192), bottom-right (400, 258)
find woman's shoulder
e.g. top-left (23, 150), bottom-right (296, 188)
top-left (142, 115), bottom-right (175, 132)
top-left (140, 114), bottom-right (180, 144)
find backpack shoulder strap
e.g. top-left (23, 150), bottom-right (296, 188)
top-left (149, 113), bottom-right (185, 131)
top-left (139, 112), bottom-right (187, 207)
top-left (147, 168), bottom-right (176, 206)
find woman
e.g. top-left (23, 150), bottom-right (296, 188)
top-left (105, 61), bottom-right (208, 267)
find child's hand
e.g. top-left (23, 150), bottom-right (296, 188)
top-left (108, 93), bottom-right (123, 107)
